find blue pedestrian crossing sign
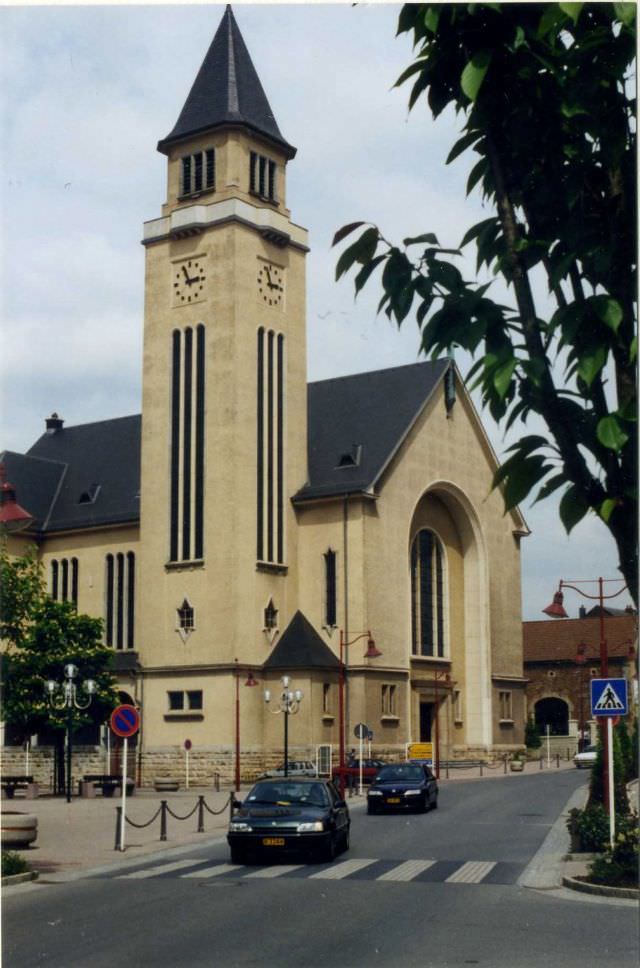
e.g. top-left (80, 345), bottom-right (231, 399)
top-left (590, 678), bottom-right (628, 717)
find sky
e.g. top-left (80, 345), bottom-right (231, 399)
top-left (0, 1), bottom-right (634, 620)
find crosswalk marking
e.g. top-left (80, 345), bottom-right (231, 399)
top-left (445, 861), bottom-right (496, 884)
top-left (377, 859), bottom-right (436, 882)
top-left (309, 858), bottom-right (377, 880)
top-left (244, 865), bottom-right (303, 879)
top-left (182, 863), bottom-right (242, 879)
top-left (119, 858), bottom-right (201, 879)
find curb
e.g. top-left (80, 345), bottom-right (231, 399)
top-left (1, 871), bottom-right (39, 887)
top-left (562, 874), bottom-right (639, 901)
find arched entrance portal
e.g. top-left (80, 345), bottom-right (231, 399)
top-left (534, 697), bottom-right (569, 736)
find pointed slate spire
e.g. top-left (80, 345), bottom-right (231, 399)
top-left (158, 5), bottom-right (295, 158)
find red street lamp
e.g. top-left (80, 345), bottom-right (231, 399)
top-left (574, 641), bottom-right (587, 753)
top-left (338, 630), bottom-right (382, 796)
top-left (433, 670), bottom-right (451, 779)
top-left (0, 465), bottom-right (33, 534)
top-left (234, 659), bottom-right (259, 794)
top-left (543, 577), bottom-right (628, 818)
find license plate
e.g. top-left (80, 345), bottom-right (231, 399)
top-left (386, 797), bottom-right (401, 804)
top-left (262, 837), bottom-right (285, 846)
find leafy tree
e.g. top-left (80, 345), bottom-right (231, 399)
top-left (617, 717), bottom-right (633, 783)
top-left (333, 3), bottom-right (637, 601)
top-left (0, 548), bottom-right (118, 746)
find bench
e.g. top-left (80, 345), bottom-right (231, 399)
top-left (80, 774), bottom-right (135, 798)
top-left (1, 775), bottom-right (39, 799)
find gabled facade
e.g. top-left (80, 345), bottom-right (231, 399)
top-left (2, 7), bottom-right (528, 783)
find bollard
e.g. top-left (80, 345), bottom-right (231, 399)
top-left (114, 806), bottom-right (122, 851)
top-left (479, 762), bottom-right (483, 777)
top-left (446, 762), bottom-right (450, 779)
top-left (539, 756), bottom-right (543, 770)
top-left (160, 800), bottom-right (168, 841)
top-left (197, 795), bottom-right (205, 833)
top-left (556, 753), bottom-right (560, 769)
top-left (214, 772), bottom-right (220, 793)
top-left (503, 757), bottom-right (507, 775)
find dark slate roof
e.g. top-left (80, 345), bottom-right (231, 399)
top-left (158, 5), bottom-right (296, 158)
top-left (264, 611), bottom-right (340, 670)
top-left (3, 415), bottom-right (141, 534)
top-left (294, 359), bottom-right (449, 503)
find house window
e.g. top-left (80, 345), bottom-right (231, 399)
top-left (499, 690), bottom-right (513, 722)
top-left (322, 683), bottom-right (332, 715)
top-left (168, 690), bottom-right (203, 712)
top-left (50, 558), bottom-right (78, 606)
top-left (453, 689), bottom-right (462, 723)
top-left (250, 151), bottom-right (277, 201)
top-left (105, 552), bottom-right (135, 650)
top-left (264, 599), bottom-right (279, 631)
top-left (324, 550), bottom-right (337, 627)
top-left (381, 684), bottom-right (397, 717)
top-left (177, 599), bottom-right (195, 639)
top-left (410, 529), bottom-right (446, 657)
top-left (180, 148), bottom-right (215, 196)
top-left (170, 324), bottom-right (206, 562)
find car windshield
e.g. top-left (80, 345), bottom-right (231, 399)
top-left (376, 765), bottom-right (424, 782)
top-left (246, 782), bottom-right (329, 807)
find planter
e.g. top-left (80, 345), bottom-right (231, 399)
top-left (154, 778), bottom-right (180, 793)
top-left (1, 811), bottom-right (38, 848)
top-left (510, 760), bottom-right (525, 772)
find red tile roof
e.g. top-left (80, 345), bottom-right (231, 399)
top-left (523, 615), bottom-right (637, 663)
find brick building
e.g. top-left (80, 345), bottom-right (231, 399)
top-left (523, 612), bottom-right (637, 752)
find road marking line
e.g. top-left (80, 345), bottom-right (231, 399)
top-left (119, 858), bottom-right (201, 879)
top-left (309, 858), bottom-right (377, 880)
top-left (377, 859), bottom-right (436, 882)
top-left (445, 861), bottom-right (496, 884)
top-left (243, 865), bottom-right (303, 879)
top-left (182, 863), bottom-right (244, 879)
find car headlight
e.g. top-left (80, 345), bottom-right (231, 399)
top-left (404, 789), bottom-right (422, 796)
top-left (229, 821), bottom-right (252, 832)
top-left (296, 821), bottom-right (324, 833)
top-left (368, 790), bottom-right (382, 796)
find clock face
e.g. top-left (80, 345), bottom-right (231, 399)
top-left (173, 258), bottom-right (207, 305)
top-left (257, 262), bottom-right (284, 307)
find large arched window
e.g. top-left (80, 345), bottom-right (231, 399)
top-left (411, 529), bottom-right (446, 657)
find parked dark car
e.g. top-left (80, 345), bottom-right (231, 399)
top-left (367, 762), bottom-right (438, 814)
top-left (331, 759), bottom-right (386, 787)
top-left (227, 777), bottom-right (350, 864)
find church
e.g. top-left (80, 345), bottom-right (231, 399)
top-left (2, 7), bottom-right (527, 784)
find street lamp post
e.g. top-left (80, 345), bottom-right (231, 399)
top-left (234, 659), bottom-right (259, 794)
top-left (433, 670), bottom-right (450, 780)
top-left (575, 642), bottom-right (587, 753)
top-left (264, 676), bottom-right (303, 776)
top-left (46, 663), bottom-right (96, 803)
top-left (337, 630), bottom-right (382, 796)
top-left (543, 576), bottom-right (628, 819)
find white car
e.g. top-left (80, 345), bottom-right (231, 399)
top-left (574, 744), bottom-right (597, 769)
top-left (264, 760), bottom-right (317, 778)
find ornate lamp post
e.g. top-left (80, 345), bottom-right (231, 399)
top-left (234, 659), bottom-right (259, 794)
top-left (264, 676), bottom-right (303, 776)
top-left (337, 630), bottom-right (382, 795)
top-left (543, 576), bottom-right (627, 818)
top-left (45, 663), bottom-right (96, 803)
top-left (574, 641), bottom-right (587, 753)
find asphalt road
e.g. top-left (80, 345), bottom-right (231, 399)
top-left (3, 770), bottom-right (638, 968)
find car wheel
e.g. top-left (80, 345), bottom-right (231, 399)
top-left (323, 832), bottom-right (338, 863)
top-left (341, 824), bottom-right (350, 853)
top-left (367, 803), bottom-right (377, 815)
top-left (431, 793), bottom-right (438, 810)
top-left (230, 847), bottom-right (248, 865)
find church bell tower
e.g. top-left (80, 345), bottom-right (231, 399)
top-left (136, 7), bottom-right (309, 740)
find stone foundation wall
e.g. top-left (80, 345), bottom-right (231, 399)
top-left (1, 746), bottom-right (111, 792)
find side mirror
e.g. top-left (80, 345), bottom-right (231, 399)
top-left (232, 798), bottom-right (243, 810)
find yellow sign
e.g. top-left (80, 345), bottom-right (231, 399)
top-left (408, 742), bottom-right (433, 760)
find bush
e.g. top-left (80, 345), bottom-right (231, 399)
top-left (525, 718), bottom-right (541, 750)
top-left (1, 850), bottom-right (28, 877)
top-left (589, 815), bottom-right (639, 888)
top-left (587, 732), bottom-right (630, 815)
top-left (567, 804), bottom-right (610, 852)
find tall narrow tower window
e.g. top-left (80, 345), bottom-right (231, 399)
top-left (257, 327), bottom-right (285, 565)
top-left (180, 149), bottom-right (215, 197)
top-left (50, 558), bottom-right (78, 606)
top-left (324, 550), bottom-right (337, 628)
top-left (104, 551), bottom-right (135, 650)
top-left (170, 325), bottom-right (206, 563)
top-left (250, 151), bottom-right (277, 202)
top-left (410, 530), bottom-right (447, 657)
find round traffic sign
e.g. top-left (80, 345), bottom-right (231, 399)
top-left (354, 722), bottom-right (368, 740)
top-left (110, 704), bottom-right (140, 738)
top-left (184, 739), bottom-right (192, 751)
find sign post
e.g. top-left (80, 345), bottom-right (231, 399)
top-left (110, 704), bottom-right (140, 852)
top-left (407, 742), bottom-right (433, 767)
top-left (354, 723), bottom-right (368, 795)
top-left (184, 739), bottom-right (192, 789)
top-left (591, 678), bottom-right (628, 848)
